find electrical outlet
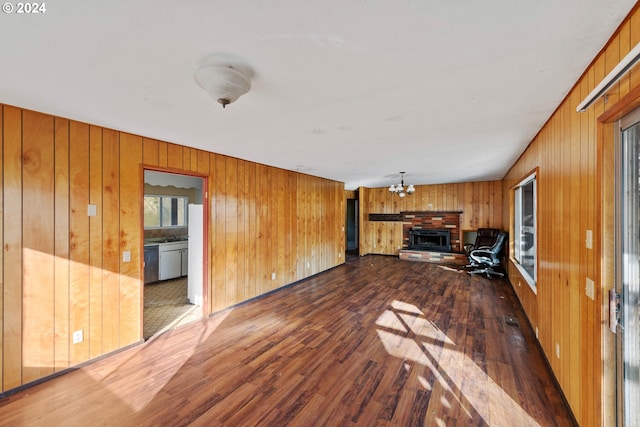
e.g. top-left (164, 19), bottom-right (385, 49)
top-left (73, 330), bottom-right (83, 344)
top-left (338, 252), bottom-right (342, 258)
top-left (271, 272), bottom-right (276, 280)
top-left (306, 262), bottom-right (311, 269)
top-left (586, 277), bottom-right (595, 300)
top-left (87, 204), bottom-right (97, 217)
top-left (123, 251), bottom-right (131, 262)
top-left (555, 342), bottom-right (560, 359)
top-left (586, 230), bottom-right (593, 249)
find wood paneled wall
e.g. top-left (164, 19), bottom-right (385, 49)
top-left (344, 189), bottom-right (357, 200)
top-left (502, 5), bottom-right (640, 426)
top-left (0, 104), bottom-right (345, 394)
top-left (359, 181), bottom-right (502, 255)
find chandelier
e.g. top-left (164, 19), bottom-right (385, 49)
top-left (388, 172), bottom-right (415, 197)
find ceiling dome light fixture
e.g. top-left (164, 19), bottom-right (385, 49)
top-left (195, 65), bottom-right (251, 108)
top-left (388, 172), bottom-right (415, 198)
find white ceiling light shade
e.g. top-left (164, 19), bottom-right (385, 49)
top-left (195, 65), bottom-right (251, 108)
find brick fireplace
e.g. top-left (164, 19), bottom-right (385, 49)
top-left (401, 211), bottom-right (462, 253)
top-left (399, 211), bottom-right (465, 265)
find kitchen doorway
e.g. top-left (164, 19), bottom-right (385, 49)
top-left (143, 170), bottom-right (207, 339)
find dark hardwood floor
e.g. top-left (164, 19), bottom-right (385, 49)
top-left (0, 255), bottom-right (576, 426)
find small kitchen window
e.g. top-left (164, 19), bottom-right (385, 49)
top-left (144, 195), bottom-right (188, 228)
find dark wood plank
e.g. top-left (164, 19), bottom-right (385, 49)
top-left (0, 255), bottom-right (576, 426)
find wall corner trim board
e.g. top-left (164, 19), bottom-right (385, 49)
top-left (0, 102), bottom-right (345, 394)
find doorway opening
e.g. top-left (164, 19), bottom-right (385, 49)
top-left (346, 198), bottom-right (358, 256)
top-left (143, 170), bottom-right (206, 340)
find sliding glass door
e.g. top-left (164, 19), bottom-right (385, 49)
top-left (617, 106), bottom-right (640, 427)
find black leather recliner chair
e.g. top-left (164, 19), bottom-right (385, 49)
top-left (467, 232), bottom-right (507, 278)
top-left (463, 228), bottom-right (500, 256)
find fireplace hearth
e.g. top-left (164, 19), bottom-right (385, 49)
top-left (408, 228), bottom-right (451, 252)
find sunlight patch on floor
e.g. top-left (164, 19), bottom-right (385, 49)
top-left (391, 300), bottom-right (424, 315)
top-left (84, 309), bottom-right (231, 412)
top-left (375, 309), bottom-right (409, 333)
top-left (376, 300), bottom-right (540, 427)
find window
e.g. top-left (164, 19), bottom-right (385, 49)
top-left (513, 172), bottom-right (536, 290)
top-left (144, 195), bottom-right (188, 228)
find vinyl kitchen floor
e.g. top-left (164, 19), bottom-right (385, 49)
top-left (143, 277), bottom-right (201, 340)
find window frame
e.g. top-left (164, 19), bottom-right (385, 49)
top-left (512, 171), bottom-right (537, 292)
top-left (144, 194), bottom-right (189, 229)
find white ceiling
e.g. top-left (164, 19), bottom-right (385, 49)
top-left (0, 1), bottom-right (636, 189)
